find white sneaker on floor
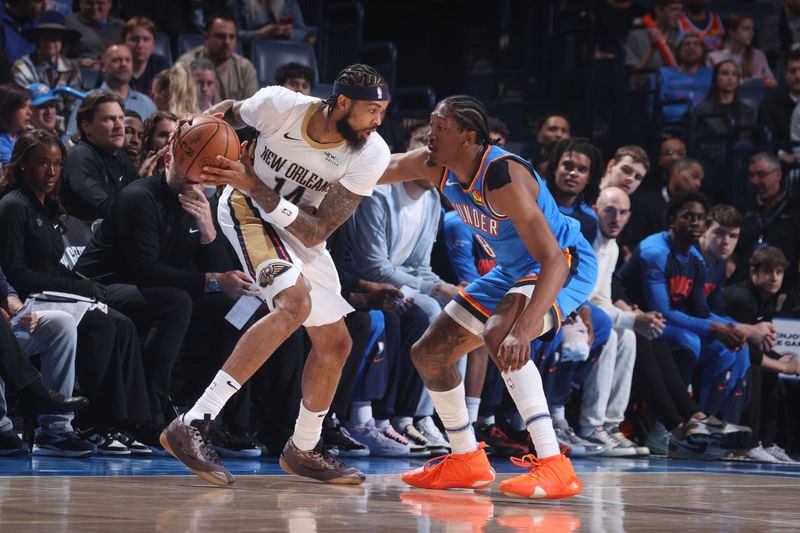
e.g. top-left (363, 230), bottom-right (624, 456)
top-left (583, 428), bottom-right (636, 457)
top-left (764, 444), bottom-right (799, 464)
top-left (400, 424), bottom-right (432, 457)
top-left (607, 427), bottom-right (650, 456)
top-left (727, 443), bottom-right (781, 463)
top-left (414, 416), bottom-right (450, 452)
top-left (553, 419), bottom-right (604, 457)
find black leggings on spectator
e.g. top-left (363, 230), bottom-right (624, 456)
top-left (330, 310), bottom-right (373, 418)
top-left (632, 336), bottom-right (699, 430)
top-left (74, 307), bottom-right (151, 429)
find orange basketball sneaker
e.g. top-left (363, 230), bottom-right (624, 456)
top-left (401, 442), bottom-right (496, 490)
top-left (498, 452), bottom-right (582, 499)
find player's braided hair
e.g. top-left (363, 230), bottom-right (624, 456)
top-left (438, 95), bottom-right (491, 146)
top-left (322, 64), bottom-right (386, 112)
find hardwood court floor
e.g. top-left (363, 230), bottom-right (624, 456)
top-left (1, 456), bottom-right (799, 532)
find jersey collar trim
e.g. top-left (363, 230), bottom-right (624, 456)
top-left (301, 102), bottom-right (347, 150)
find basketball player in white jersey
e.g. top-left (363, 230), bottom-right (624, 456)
top-left (160, 64), bottom-right (391, 486)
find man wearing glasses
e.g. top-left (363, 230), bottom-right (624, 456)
top-left (733, 152), bottom-right (800, 290)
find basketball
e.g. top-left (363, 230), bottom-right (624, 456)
top-left (172, 115), bottom-right (241, 181)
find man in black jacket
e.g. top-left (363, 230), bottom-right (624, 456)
top-left (76, 147), bottom-right (260, 454)
top-left (61, 92), bottom-right (139, 224)
top-left (758, 48), bottom-right (800, 162)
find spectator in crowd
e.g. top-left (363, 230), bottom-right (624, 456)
top-left (0, 129), bottom-right (152, 455)
top-left (122, 109), bottom-right (143, 162)
top-left (619, 192), bottom-right (751, 426)
top-left (657, 32), bottom-right (713, 122)
top-left (0, 0), bottom-right (46, 63)
top-left (679, 0), bottom-right (725, 51)
top-left (594, 0), bottom-right (646, 59)
top-left (176, 11), bottom-right (259, 102)
top-left (640, 133), bottom-right (687, 195)
top-left (581, 186), bottom-right (665, 456)
top-left (734, 152), bottom-right (800, 290)
top-left (137, 110), bottom-right (178, 177)
top-left (708, 13), bottom-right (776, 86)
top-left (228, 0), bottom-right (308, 43)
top-left (12, 10), bottom-right (82, 93)
top-left (546, 137), bottom-right (603, 238)
top-left (27, 83), bottom-right (63, 138)
top-left (275, 61), bottom-right (313, 96)
top-left (691, 60), bottom-right (756, 136)
top-left (65, 0), bottom-right (124, 69)
top-left (725, 246), bottom-right (800, 463)
top-left (65, 44), bottom-right (156, 138)
top-left (779, 0), bottom-right (800, 60)
top-left (599, 145), bottom-right (650, 196)
top-left (531, 112), bottom-right (570, 174)
top-left (122, 16), bottom-right (170, 98)
top-left (625, 0), bottom-right (682, 73)
top-left (0, 264), bottom-right (93, 457)
top-left (74, 132), bottom-right (259, 453)
top-left (190, 58), bottom-right (217, 112)
top-left (151, 63), bottom-right (198, 119)
top-left (488, 116), bottom-right (509, 148)
top-left (622, 157), bottom-right (704, 252)
top-left (0, 83), bottom-right (31, 164)
top-left (759, 48), bottom-right (800, 162)
top-left (61, 92), bottom-right (139, 223)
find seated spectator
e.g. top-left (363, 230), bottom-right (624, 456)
top-left (228, 0), bottom-right (308, 43)
top-left (599, 144), bottom-right (650, 196)
top-left (691, 60), bottom-right (755, 137)
top-left (65, 43), bottom-right (156, 138)
top-left (0, 129), bottom-right (152, 455)
top-left (679, 0), bottom-right (725, 51)
top-left (779, 0), bottom-right (800, 60)
top-left (74, 132), bottom-right (258, 453)
top-left (0, 263), bottom-right (93, 457)
top-left (137, 110), bottom-right (178, 177)
top-left (122, 109), bottom-right (143, 162)
top-left (1, 0), bottom-right (46, 62)
top-left (625, 0), bottom-right (682, 73)
top-left (151, 63), bottom-right (198, 118)
top-left (594, 0), bottom-right (646, 59)
top-left (65, 0), bottom-right (125, 69)
top-left (734, 152), bottom-right (800, 290)
top-left (0, 83), bottom-right (31, 164)
top-left (12, 10), bottom-right (82, 96)
top-left (488, 116), bottom-right (509, 148)
top-left (622, 157), bottom-right (704, 252)
top-left (27, 83), bottom-right (64, 138)
top-left (725, 246), bottom-right (800, 463)
top-left (650, 134), bottom-right (687, 192)
top-left (190, 58), bottom-right (217, 112)
top-left (758, 48), bottom-right (800, 163)
top-left (275, 61), bottom-right (313, 96)
top-left (657, 32), bottom-right (713, 122)
top-left (619, 192), bottom-right (751, 427)
top-left (531, 112), bottom-right (570, 175)
top-left (62, 92), bottom-right (139, 223)
top-left (176, 11), bottom-right (258, 102)
top-left (708, 13), bottom-right (776, 86)
top-left (123, 16), bottom-right (170, 98)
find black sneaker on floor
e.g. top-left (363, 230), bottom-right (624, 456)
top-left (322, 416), bottom-right (369, 457)
top-left (210, 425), bottom-right (262, 458)
top-left (81, 429), bottom-right (131, 455)
top-left (113, 431), bottom-right (152, 456)
top-left (0, 429), bottom-right (28, 456)
top-left (33, 430), bottom-right (94, 458)
top-left (475, 423), bottom-right (530, 458)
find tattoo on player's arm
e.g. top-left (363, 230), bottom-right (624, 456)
top-left (284, 183), bottom-right (364, 246)
top-left (250, 179), bottom-right (281, 211)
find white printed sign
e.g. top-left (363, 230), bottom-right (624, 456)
top-left (774, 318), bottom-right (800, 380)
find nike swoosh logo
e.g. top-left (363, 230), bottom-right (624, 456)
top-left (283, 132), bottom-right (302, 141)
top-left (189, 228), bottom-right (200, 234)
top-left (372, 357), bottom-right (384, 363)
top-left (226, 380), bottom-right (240, 391)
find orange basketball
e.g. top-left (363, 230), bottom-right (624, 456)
top-left (173, 115), bottom-right (241, 181)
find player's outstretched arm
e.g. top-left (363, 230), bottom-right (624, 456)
top-left (486, 160), bottom-right (570, 344)
top-left (378, 146), bottom-right (442, 186)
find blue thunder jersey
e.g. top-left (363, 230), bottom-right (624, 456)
top-left (438, 145), bottom-right (583, 275)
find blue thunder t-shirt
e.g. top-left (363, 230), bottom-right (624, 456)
top-left (438, 145), bottom-right (582, 275)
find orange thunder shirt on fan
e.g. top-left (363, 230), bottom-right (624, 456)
top-left (678, 12), bottom-right (725, 51)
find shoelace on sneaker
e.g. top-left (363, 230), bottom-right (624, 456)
top-left (190, 425), bottom-right (223, 465)
top-left (510, 453), bottom-right (541, 469)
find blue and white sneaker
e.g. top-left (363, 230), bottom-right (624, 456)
top-left (348, 419), bottom-right (410, 457)
top-left (33, 430), bottom-right (95, 458)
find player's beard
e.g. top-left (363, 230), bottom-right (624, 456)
top-left (335, 110), bottom-right (368, 150)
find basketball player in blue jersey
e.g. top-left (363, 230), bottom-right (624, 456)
top-left (378, 95), bottom-right (597, 500)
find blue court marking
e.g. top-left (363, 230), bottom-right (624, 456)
top-left (1, 454), bottom-right (799, 478)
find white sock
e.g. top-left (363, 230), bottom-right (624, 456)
top-left (551, 404), bottom-right (566, 422)
top-left (392, 416), bottom-right (413, 431)
top-left (465, 397), bottom-right (481, 424)
top-left (428, 381), bottom-right (478, 454)
top-left (476, 414), bottom-right (495, 426)
top-left (184, 370), bottom-right (241, 424)
top-left (502, 361), bottom-right (560, 458)
top-left (349, 401), bottom-right (372, 428)
top-left (292, 400), bottom-right (328, 451)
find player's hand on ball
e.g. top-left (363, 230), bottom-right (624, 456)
top-left (200, 141), bottom-right (258, 193)
top-left (497, 330), bottom-right (531, 373)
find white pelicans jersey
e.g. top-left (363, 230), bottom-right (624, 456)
top-left (239, 85), bottom-right (390, 211)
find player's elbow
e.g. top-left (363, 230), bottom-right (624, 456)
top-left (542, 250), bottom-right (569, 284)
